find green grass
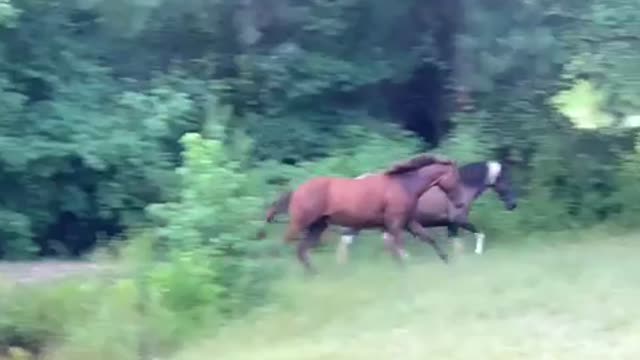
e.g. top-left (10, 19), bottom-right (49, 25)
top-left (170, 228), bottom-right (640, 360)
top-left (2, 227), bottom-right (640, 360)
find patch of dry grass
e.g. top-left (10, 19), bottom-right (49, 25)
top-left (171, 230), bottom-right (640, 360)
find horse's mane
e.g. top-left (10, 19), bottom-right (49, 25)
top-left (384, 154), bottom-right (453, 176)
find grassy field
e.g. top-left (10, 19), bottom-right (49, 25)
top-left (2, 228), bottom-right (640, 360)
top-left (170, 229), bottom-right (640, 360)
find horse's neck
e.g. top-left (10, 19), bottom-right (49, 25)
top-left (399, 170), bottom-right (444, 197)
top-left (443, 183), bottom-right (487, 216)
top-left (463, 182), bottom-right (489, 201)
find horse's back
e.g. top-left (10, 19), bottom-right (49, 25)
top-left (290, 175), bottom-right (396, 227)
top-left (327, 175), bottom-right (388, 200)
top-left (323, 175), bottom-right (388, 226)
top-left (293, 176), bottom-right (379, 207)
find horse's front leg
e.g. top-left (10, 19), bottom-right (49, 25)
top-left (447, 209), bottom-right (484, 255)
top-left (383, 224), bottom-right (409, 264)
top-left (456, 221), bottom-right (485, 254)
top-left (447, 223), bottom-right (466, 255)
top-left (383, 231), bottom-right (411, 260)
top-left (336, 228), bottom-right (359, 264)
top-left (407, 221), bottom-right (449, 263)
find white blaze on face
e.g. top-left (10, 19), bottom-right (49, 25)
top-left (486, 161), bottom-right (502, 185)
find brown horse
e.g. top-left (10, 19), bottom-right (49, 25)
top-left (336, 160), bottom-right (518, 263)
top-left (260, 154), bottom-right (464, 273)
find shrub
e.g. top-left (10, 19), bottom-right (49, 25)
top-left (146, 104), bottom-right (281, 319)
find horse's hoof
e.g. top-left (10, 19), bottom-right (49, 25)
top-left (441, 254), bottom-right (449, 264)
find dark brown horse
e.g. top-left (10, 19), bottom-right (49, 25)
top-left (336, 160), bottom-right (518, 263)
top-left (260, 154), bottom-right (465, 273)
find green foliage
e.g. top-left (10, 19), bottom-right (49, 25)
top-left (551, 80), bottom-right (614, 129)
top-left (0, 210), bottom-right (35, 259)
top-left (168, 232), bottom-right (640, 359)
top-left (0, 278), bottom-right (99, 354)
top-left (146, 105), bottom-right (278, 317)
top-left (0, 62), bottom-right (201, 256)
top-left (612, 137), bottom-right (640, 226)
top-left (0, 0), bottom-right (639, 262)
top-left (0, 261), bottom-right (200, 359)
top-left (438, 115), bottom-right (495, 163)
top-left (228, 0), bottom-right (441, 162)
top-left (0, 234), bottom-right (279, 360)
top-left (0, 0), bottom-right (18, 27)
top-left (4, 0), bottom-right (640, 357)
top-left (292, 124), bottom-right (422, 179)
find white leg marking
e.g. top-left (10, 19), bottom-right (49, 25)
top-left (475, 233), bottom-right (485, 254)
top-left (383, 232), bottom-right (410, 259)
top-left (341, 234), bottom-right (354, 245)
top-left (336, 235), bottom-right (353, 264)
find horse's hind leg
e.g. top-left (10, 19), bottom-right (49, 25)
top-left (407, 221), bottom-right (449, 263)
top-left (284, 222), bottom-right (312, 271)
top-left (297, 219), bottom-right (328, 274)
top-left (336, 228), bottom-right (359, 265)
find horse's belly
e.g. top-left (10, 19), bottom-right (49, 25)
top-left (324, 181), bottom-right (386, 227)
top-left (415, 189), bottom-right (450, 222)
top-left (325, 197), bottom-right (385, 228)
top-left (327, 208), bottom-right (384, 228)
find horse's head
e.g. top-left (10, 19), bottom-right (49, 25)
top-left (487, 161), bottom-right (517, 211)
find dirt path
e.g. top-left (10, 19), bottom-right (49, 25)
top-left (0, 261), bottom-right (107, 285)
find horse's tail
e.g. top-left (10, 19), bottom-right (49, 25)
top-left (266, 190), bottom-right (293, 223)
top-left (256, 190), bottom-right (293, 239)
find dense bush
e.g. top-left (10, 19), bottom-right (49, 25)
top-left (0, 0), bottom-right (639, 258)
top-left (145, 103), bottom-right (281, 317)
top-left (0, 118), bottom-right (433, 358)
